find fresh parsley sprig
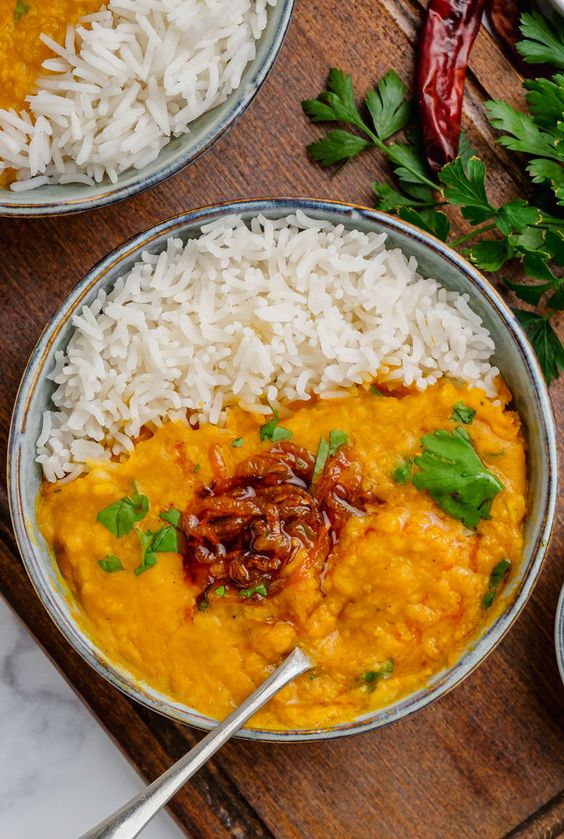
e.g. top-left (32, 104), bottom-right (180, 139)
top-left (301, 13), bottom-right (564, 386)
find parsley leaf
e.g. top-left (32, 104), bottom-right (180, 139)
top-left (232, 437), bottom-right (244, 448)
top-left (328, 429), bottom-right (349, 455)
top-left (215, 585), bottom-right (226, 597)
top-left (524, 77), bottom-right (564, 131)
top-left (312, 437), bottom-right (330, 483)
top-left (451, 402), bottom-right (476, 424)
top-left (412, 428), bottom-right (504, 529)
top-left (485, 101), bottom-right (559, 161)
top-left (482, 558), bottom-right (511, 609)
top-left (240, 583), bottom-right (268, 599)
top-left (393, 458), bottom-right (413, 484)
top-left (513, 310), bottom-right (564, 386)
top-left (96, 483), bottom-right (149, 538)
top-left (439, 157), bottom-right (494, 224)
top-left (361, 659), bottom-right (394, 691)
top-left (150, 525), bottom-right (179, 553)
top-left (365, 70), bottom-right (411, 140)
top-left (307, 130), bottom-right (373, 167)
top-left (98, 555), bottom-right (124, 573)
top-left (398, 207), bottom-right (450, 241)
top-left (516, 11), bottom-right (564, 68)
top-left (160, 507), bottom-right (182, 527)
top-left (260, 407), bottom-right (292, 442)
top-left (134, 530), bottom-right (158, 576)
top-left (14, 0), bottom-right (31, 22)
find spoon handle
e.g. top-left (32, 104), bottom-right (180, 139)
top-left (80, 647), bottom-right (311, 839)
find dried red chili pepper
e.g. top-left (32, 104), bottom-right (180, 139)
top-left (417, 0), bottom-right (487, 172)
top-left (486, 0), bottom-right (546, 77)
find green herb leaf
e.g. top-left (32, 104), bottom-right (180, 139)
top-left (517, 11), bottom-right (564, 69)
top-left (198, 599), bottom-right (208, 611)
top-left (398, 207), bottom-right (450, 241)
top-left (513, 309), bottom-right (564, 385)
top-left (14, 0), bottom-right (31, 22)
top-left (527, 159), bottom-right (564, 204)
top-left (240, 583), bottom-right (268, 599)
top-left (328, 429), bottom-right (349, 456)
top-left (193, 464), bottom-right (201, 473)
top-left (524, 77), bottom-right (564, 131)
top-left (306, 130), bottom-right (373, 167)
top-left (393, 458), bottom-right (413, 484)
top-left (469, 239), bottom-right (512, 272)
top-left (412, 427), bottom-right (504, 529)
top-left (260, 407), bottom-right (292, 442)
top-left (215, 585), bottom-right (226, 597)
top-left (365, 70), bottom-right (411, 140)
top-left (160, 507), bottom-right (182, 527)
top-left (96, 484), bottom-right (149, 538)
top-left (302, 69), bottom-right (365, 127)
top-left (387, 141), bottom-right (435, 188)
top-left (451, 402), bottom-right (476, 424)
top-left (439, 157), bottom-right (495, 225)
top-left (495, 199), bottom-right (541, 236)
top-left (485, 100), bottom-right (559, 160)
top-left (232, 437), bottom-right (244, 448)
top-left (150, 525), bottom-right (179, 553)
top-left (98, 555), bottom-right (124, 573)
top-left (482, 558), bottom-right (511, 609)
top-left (370, 384), bottom-right (384, 396)
top-left (361, 659), bottom-right (394, 691)
top-left (504, 278), bottom-right (554, 306)
top-left (312, 437), bottom-right (330, 483)
top-left (373, 182), bottom-right (427, 212)
top-left (134, 529), bottom-right (158, 576)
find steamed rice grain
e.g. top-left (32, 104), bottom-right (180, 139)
top-left (36, 212), bottom-right (499, 481)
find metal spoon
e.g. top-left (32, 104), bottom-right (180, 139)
top-left (80, 647), bottom-right (311, 839)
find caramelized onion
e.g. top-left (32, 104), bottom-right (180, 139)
top-left (182, 441), bottom-right (367, 605)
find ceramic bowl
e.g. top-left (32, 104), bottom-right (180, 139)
top-left (0, 3), bottom-right (294, 217)
top-left (556, 586), bottom-right (564, 685)
top-left (8, 198), bottom-right (558, 741)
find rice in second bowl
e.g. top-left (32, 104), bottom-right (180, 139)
top-left (0, 0), bottom-right (277, 190)
top-left (37, 210), bottom-right (498, 482)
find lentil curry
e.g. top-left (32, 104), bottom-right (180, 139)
top-left (37, 381), bottom-right (526, 730)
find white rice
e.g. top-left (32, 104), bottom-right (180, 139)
top-left (36, 212), bottom-right (499, 481)
top-left (0, 0), bottom-right (274, 189)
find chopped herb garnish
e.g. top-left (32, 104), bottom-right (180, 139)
top-left (312, 437), bottom-right (330, 482)
top-left (160, 507), bottom-right (182, 527)
top-left (150, 525), bottom-right (179, 553)
top-left (451, 401), bottom-right (477, 424)
top-left (97, 555), bottom-right (124, 573)
top-left (14, 0), bottom-right (31, 22)
top-left (412, 427), bottom-right (504, 529)
top-left (393, 458), bottom-right (413, 484)
top-left (328, 429), bottom-right (349, 455)
top-left (96, 482), bottom-right (149, 538)
top-left (232, 437), bottom-right (244, 448)
top-left (193, 464), bottom-right (201, 473)
top-left (215, 585), bottom-right (226, 597)
top-left (240, 583), bottom-right (268, 598)
top-left (361, 659), bottom-right (394, 691)
top-left (370, 384), bottom-right (384, 396)
top-left (134, 529), bottom-right (158, 576)
top-left (259, 407), bottom-right (292, 442)
top-left (482, 559), bottom-right (511, 609)
top-left (198, 599), bottom-right (208, 612)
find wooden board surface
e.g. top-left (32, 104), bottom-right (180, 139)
top-left (1, 0), bottom-right (563, 836)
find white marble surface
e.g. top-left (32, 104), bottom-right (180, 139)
top-left (0, 596), bottom-right (185, 839)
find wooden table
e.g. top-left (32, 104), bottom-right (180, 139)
top-left (1, 1), bottom-right (562, 836)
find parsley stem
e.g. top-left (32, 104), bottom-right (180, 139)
top-left (449, 223), bottom-right (498, 247)
top-left (357, 123), bottom-right (440, 192)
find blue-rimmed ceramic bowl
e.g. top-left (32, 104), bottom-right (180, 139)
top-left (556, 586), bottom-right (564, 685)
top-left (0, 3), bottom-right (294, 217)
top-left (8, 198), bottom-right (558, 741)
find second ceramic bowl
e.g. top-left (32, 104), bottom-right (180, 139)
top-left (0, 2), bottom-right (294, 217)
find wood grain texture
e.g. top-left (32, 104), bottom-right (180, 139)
top-left (0, 1), bottom-right (562, 836)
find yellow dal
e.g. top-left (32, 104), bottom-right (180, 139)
top-left (37, 382), bottom-right (526, 731)
top-left (0, 0), bottom-right (101, 187)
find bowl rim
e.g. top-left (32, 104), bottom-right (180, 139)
top-left (8, 196), bottom-right (558, 742)
top-left (555, 585), bottom-right (564, 686)
top-left (0, 1), bottom-right (295, 218)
